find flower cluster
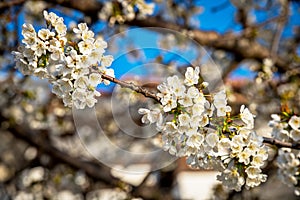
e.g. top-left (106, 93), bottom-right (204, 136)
top-left (139, 67), bottom-right (268, 191)
top-left (99, 0), bottom-right (155, 25)
top-left (216, 129), bottom-right (268, 190)
top-left (269, 113), bottom-right (300, 142)
top-left (13, 11), bottom-right (114, 109)
top-left (269, 111), bottom-right (300, 195)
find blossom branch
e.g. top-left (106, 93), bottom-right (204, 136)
top-left (102, 73), bottom-right (300, 151)
top-left (100, 73), bottom-right (160, 102)
top-left (263, 137), bottom-right (300, 150)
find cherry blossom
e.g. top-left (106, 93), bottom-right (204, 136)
top-left (13, 11), bottom-right (114, 109)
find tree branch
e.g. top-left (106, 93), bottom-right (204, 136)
top-left (44, 0), bottom-right (290, 73)
top-left (126, 17), bottom-right (288, 71)
top-left (270, 1), bottom-right (289, 58)
top-left (101, 73), bottom-right (160, 102)
top-left (263, 136), bottom-right (300, 150)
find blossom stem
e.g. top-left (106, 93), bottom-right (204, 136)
top-left (263, 136), bottom-right (300, 150)
top-left (100, 73), bottom-right (160, 102)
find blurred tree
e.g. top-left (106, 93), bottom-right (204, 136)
top-left (0, 0), bottom-right (300, 199)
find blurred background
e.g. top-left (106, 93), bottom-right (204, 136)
top-left (0, 0), bottom-right (300, 199)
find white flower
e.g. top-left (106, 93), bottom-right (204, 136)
top-left (276, 129), bottom-right (290, 141)
top-left (240, 105), bottom-right (254, 129)
top-left (205, 132), bottom-right (219, 147)
top-left (78, 40), bottom-right (94, 55)
top-left (217, 138), bottom-right (231, 156)
top-left (187, 86), bottom-right (200, 98)
top-left (52, 83), bottom-right (63, 97)
top-left (231, 142), bottom-right (243, 153)
top-left (72, 89), bottom-right (86, 109)
top-left (73, 23), bottom-right (88, 34)
top-left (33, 68), bottom-right (48, 79)
top-left (178, 94), bottom-right (193, 107)
top-left (189, 115), bottom-right (201, 128)
top-left (271, 114), bottom-right (281, 122)
top-left (251, 154), bottom-right (265, 167)
top-left (164, 122), bottom-right (177, 134)
top-left (43, 10), bottom-right (58, 24)
top-left (204, 102), bottom-right (215, 117)
top-left (192, 103), bottom-right (204, 116)
top-left (65, 50), bottom-right (78, 68)
top-left (184, 66), bottom-right (200, 86)
top-left (22, 23), bottom-right (36, 38)
top-left (136, 1), bottom-right (155, 16)
top-left (289, 116), bottom-right (300, 130)
top-left (50, 50), bottom-right (62, 61)
top-left (88, 73), bottom-right (102, 87)
top-left (178, 113), bottom-right (191, 126)
top-left (157, 82), bottom-right (170, 96)
top-left (77, 54), bottom-right (91, 69)
top-left (216, 105), bottom-right (231, 117)
top-left (57, 78), bottom-right (73, 93)
top-left (94, 38), bottom-right (107, 49)
top-left (55, 22), bottom-right (67, 36)
top-left (246, 174), bottom-right (267, 188)
top-left (101, 55), bottom-right (114, 67)
top-left (246, 141), bottom-right (260, 155)
top-left (32, 39), bottom-right (47, 57)
top-left (38, 28), bottom-right (54, 41)
top-left (23, 48), bottom-right (35, 59)
top-left (167, 75), bottom-right (178, 87)
top-left (86, 92), bottom-right (98, 107)
top-left (172, 83), bottom-right (186, 98)
top-left (217, 167), bottom-right (245, 191)
top-left (213, 90), bottom-right (227, 108)
top-left (184, 126), bottom-right (197, 137)
top-left (82, 31), bottom-right (95, 42)
top-left (199, 115), bottom-right (209, 127)
top-left (245, 166), bottom-right (261, 179)
top-left (231, 135), bottom-right (245, 146)
top-left (161, 94), bottom-right (177, 112)
top-left (22, 35), bottom-right (36, 48)
top-left (186, 133), bottom-right (204, 147)
top-left (237, 149), bottom-right (251, 165)
top-left (138, 108), bottom-right (162, 124)
top-left (291, 129), bottom-right (300, 141)
top-left (74, 76), bottom-right (88, 89)
top-left (89, 49), bottom-right (103, 65)
top-left (257, 147), bottom-right (268, 161)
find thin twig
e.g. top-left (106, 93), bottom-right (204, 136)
top-left (101, 73), bottom-right (160, 102)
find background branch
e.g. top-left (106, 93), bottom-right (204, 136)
top-left (0, 0), bottom-right (26, 9)
top-left (46, 0), bottom-right (291, 75)
top-left (1, 117), bottom-right (121, 187)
